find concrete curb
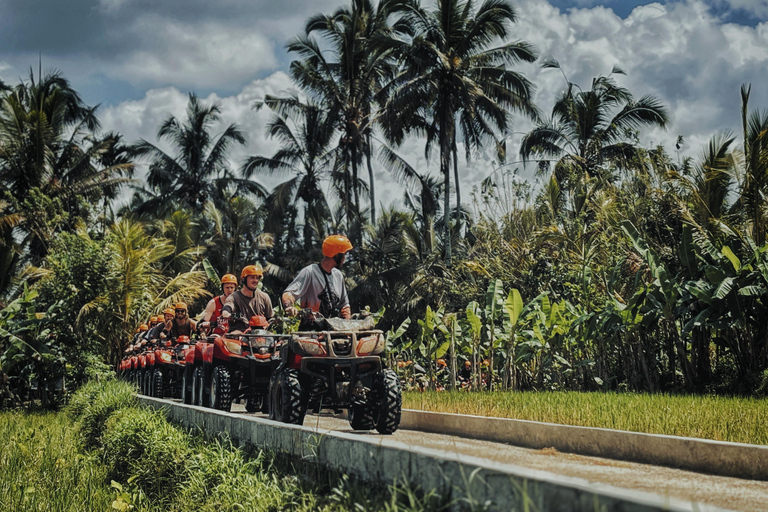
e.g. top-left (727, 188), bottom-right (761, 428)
top-left (400, 410), bottom-right (768, 480)
top-left (139, 397), bottom-right (730, 512)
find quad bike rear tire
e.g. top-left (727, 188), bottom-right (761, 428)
top-left (152, 369), bottom-right (164, 398)
top-left (271, 367), bottom-right (306, 424)
top-left (192, 366), bottom-right (205, 407)
top-left (209, 366), bottom-right (232, 412)
top-left (375, 369), bottom-right (402, 435)
top-left (145, 370), bottom-right (153, 396)
top-left (181, 367), bottom-right (193, 404)
top-left (349, 400), bottom-right (376, 430)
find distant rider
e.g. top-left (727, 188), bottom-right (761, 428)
top-left (146, 310), bottom-right (173, 341)
top-left (161, 302), bottom-right (197, 341)
top-left (281, 234), bottom-right (352, 327)
top-left (220, 265), bottom-right (273, 332)
top-left (199, 273), bottom-right (237, 335)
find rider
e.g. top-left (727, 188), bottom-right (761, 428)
top-left (281, 234), bottom-right (352, 326)
top-left (146, 313), bottom-right (168, 342)
top-left (220, 265), bottom-right (273, 332)
top-left (199, 273), bottom-right (237, 334)
top-left (162, 302), bottom-right (197, 341)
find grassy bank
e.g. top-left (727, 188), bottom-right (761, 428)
top-left (403, 390), bottom-right (768, 445)
top-left (1, 380), bottom-right (447, 512)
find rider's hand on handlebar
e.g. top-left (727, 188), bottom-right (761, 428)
top-left (221, 311), bottom-right (231, 319)
top-left (285, 306), bottom-right (298, 317)
top-left (160, 332), bottom-right (166, 339)
top-left (199, 321), bottom-right (210, 329)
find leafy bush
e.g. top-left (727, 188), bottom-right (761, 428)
top-left (67, 379), bottom-right (135, 447)
top-left (101, 406), bottom-right (191, 499)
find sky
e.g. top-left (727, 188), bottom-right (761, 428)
top-left (1, 0), bottom-right (767, 211)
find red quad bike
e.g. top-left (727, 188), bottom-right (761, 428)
top-left (269, 312), bottom-right (402, 434)
top-left (183, 316), bottom-right (289, 412)
top-left (150, 335), bottom-right (192, 399)
top-left (139, 346), bottom-right (155, 396)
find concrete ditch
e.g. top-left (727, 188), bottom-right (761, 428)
top-left (400, 410), bottom-right (768, 480)
top-left (139, 397), bottom-right (729, 512)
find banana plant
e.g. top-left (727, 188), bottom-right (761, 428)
top-left (413, 306), bottom-right (449, 390)
top-left (441, 311), bottom-right (462, 390)
top-left (501, 288), bottom-right (523, 390)
top-left (465, 301), bottom-right (483, 389)
top-left (484, 279), bottom-right (505, 390)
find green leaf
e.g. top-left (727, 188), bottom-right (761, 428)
top-left (721, 246), bottom-right (741, 271)
top-left (504, 289), bottom-right (523, 328)
top-left (713, 276), bottom-right (735, 300)
top-left (202, 258), bottom-right (220, 284)
top-left (484, 279), bottom-right (504, 320)
top-left (465, 302), bottom-right (482, 337)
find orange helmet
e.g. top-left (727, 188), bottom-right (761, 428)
top-left (175, 302), bottom-right (187, 311)
top-left (221, 273), bottom-right (237, 285)
top-left (249, 315), bottom-right (268, 328)
top-left (163, 308), bottom-right (175, 316)
top-left (150, 316), bottom-right (159, 323)
top-left (241, 265), bottom-right (263, 279)
top-left (139, 324), bottom-right (148, 332)
top-left (322, 234), bottom-right (353, 258)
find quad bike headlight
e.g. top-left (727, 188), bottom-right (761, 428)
top-left (159, 352), bottom-right (173, 363)
top-left (295, 336), bottom-right (327, 356)
top-left (224, 339), bottom-right (243, 355)
top-left (356, 333), bottom-right (385, 356)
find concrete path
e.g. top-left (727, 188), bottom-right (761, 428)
top-left (227, 403), bottom-right (767, 511)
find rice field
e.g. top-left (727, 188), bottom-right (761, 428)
top-left (403, 390), bottom-right (768, 445)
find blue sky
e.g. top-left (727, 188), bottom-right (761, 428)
top-left (1, 0), bottom-right (767, 207)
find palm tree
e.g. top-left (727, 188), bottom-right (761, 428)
top-left (382, 0), bottom-right (538, 265)
top-left (733, 84), bottom-right (768, 246)
top-left (243, 95), bottom-right (336, 251)
top-left (287, 0), bottom-right (412, 229)
top-left (520, 69), bottom-right (669, 204)
top-left (130, 94), bottom-right (264, 216)
top-left (0, 70), bottom-right (132, 260)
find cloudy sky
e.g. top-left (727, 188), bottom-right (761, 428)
top-left (1, 0), bottom-right (767, 210)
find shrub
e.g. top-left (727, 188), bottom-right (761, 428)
top-left (101, 406), bottom-right (191, 499)
top-left (67, 378), bottom-right (135, 447)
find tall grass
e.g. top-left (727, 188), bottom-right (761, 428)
top-left (0, 411), bottom-right (114, 512)
top-left (1, 380), bottom-right (454, 512)
top-left (404, 390), bottom-right (768, 445)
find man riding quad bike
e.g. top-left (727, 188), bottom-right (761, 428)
top-left (274, 235), bottom-right (401, 434)
top-left (184, 314), bottom-right (288, 413)
top-left (151, 334), bottom-right (193, 399)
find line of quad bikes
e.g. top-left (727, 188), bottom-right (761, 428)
top-left (117, 312), bottom-right (402, 434)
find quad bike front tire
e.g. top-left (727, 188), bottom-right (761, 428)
top-left (181, 367), bottom-right (193, 405)
top-left (152, 369), bottom-right (164, 398)
top-left (375, 369), bottom-right (402, 435)
top-left (192, 366), bottom-right (206, 407)
top-left (144, 370), bottom-right (153, 396)
top-left (271, 367), bottom-right (306, 424)
top-left (209, 366), bottom-right (232, 412)
top-left (349, 400), bottom-right (376, 430)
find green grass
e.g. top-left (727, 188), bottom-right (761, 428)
top-left (404, 390), bottom-right (768, 445)
top-left (0, 381), bottom-right (452, 512)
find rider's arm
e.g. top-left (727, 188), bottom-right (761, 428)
top-left (221, 293), bottom-right (235, 318)
top-left (202, 298), bottom-right (216, 322)
top-left (189, 319), bottom-right (197, 331)
top-left (263, 293), bottom-right (274, 320)
top-left (337, 272), bottom-right (351, 319)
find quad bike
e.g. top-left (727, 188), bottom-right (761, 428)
top-left (269, 310), bottom-right (402, 434)
top-left (183, 316), bottom-right (289, 412)
top-left (150, 335), bottom-right (192, 399)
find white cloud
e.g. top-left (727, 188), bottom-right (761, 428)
top-left (116, 16), bottom-right (277, 88)
top-left (94, 0), bottom-right (768, 213)
top-left (711, 0), bottom-right (768, 18)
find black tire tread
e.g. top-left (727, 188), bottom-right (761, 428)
top-left (153, 370), bottom-right (164, 398)
top-left (375, 369), bottom-right (402, 434)
top-left (210, 366), bottom-right (233, 412)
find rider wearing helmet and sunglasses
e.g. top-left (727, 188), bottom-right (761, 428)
top-left (281, 234), bottom-right (352, 325)
top-left (161, 302), bottom-right (197, 340)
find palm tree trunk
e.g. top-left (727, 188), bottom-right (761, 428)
top-left (452, 134), bottom-right (461, 228)
top-left (440, 108), bottom-right (452, 266)
top-left (366, 132), bottom-right (376, 225)
top-left (352, 142), bottom-right (360, 224)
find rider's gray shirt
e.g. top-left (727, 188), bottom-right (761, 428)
top-left (283, 264), bottom-right (349, 314)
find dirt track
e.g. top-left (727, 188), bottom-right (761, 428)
top-left (228, 403), bottom-right (768, 511)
